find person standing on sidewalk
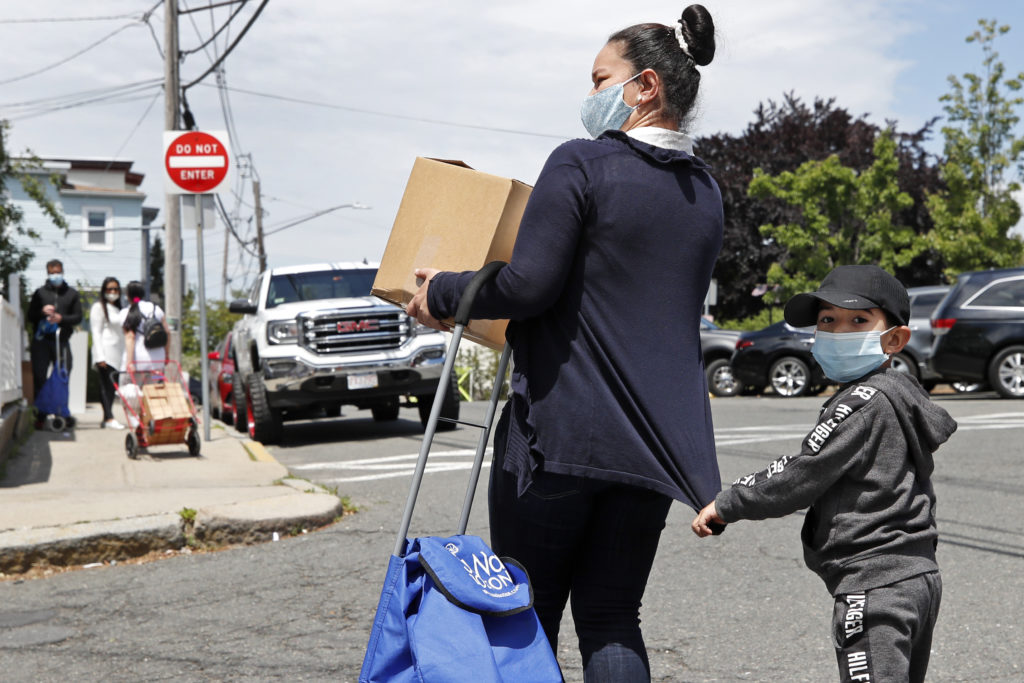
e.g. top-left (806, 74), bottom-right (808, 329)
top-left (89, 276), bottom-right (125, 429)
top-left (27, 259), bottom-right (83, 416)
top-left (119, 281), bottom-right (169, 368)
top-left (408, 6), bottom-right (722, 680)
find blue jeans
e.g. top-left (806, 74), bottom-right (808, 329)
top-left (489, 444), bottom-right (673, 682)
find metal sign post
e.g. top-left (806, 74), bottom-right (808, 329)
top-left (165, 130), bottom-right (230, 443)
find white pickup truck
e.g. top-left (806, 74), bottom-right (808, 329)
top-left (227, 262), bottom-right (457, 443)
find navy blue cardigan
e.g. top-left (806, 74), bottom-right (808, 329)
top-left (427, 130), bottom-right (724, 509)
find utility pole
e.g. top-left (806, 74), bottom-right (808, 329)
top-left (253, 178), bottom-right (267, 272)
top-left (163, 0), bottom-right (182, 362)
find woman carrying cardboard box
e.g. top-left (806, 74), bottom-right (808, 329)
top-left (408, 5), bottom-right (723, 680)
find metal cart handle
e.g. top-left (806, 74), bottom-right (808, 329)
top-left (454, 260), bottom-right (506, 326)
top-left (392, 261), bottom-right (508, 556)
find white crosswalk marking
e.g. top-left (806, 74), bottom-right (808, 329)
top-left (290, 448), bottom-right (492, 483)
top-left (290, 413), bottom-right (1023, 484)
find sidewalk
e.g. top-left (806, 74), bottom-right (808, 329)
top-left (0, 403), bottom-right (344, 574)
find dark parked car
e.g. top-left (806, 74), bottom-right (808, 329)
top-left (206, 332), bottom-right (237, 424)
top-left (700, 319), bottom-right (743, 397)
top-left (929, 266), bottom-right (1024, 399)
top-left (899, 285), bottom-right (951, 390)
top-left (730, 321), bottom-right (830, 398)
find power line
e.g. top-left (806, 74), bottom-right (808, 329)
top-left (105, 91), bottom-right (163, 169)
top-left (180, 0), bottom-right (249, 57)
top-left (2, 82), bottom-right (164, 121)
top-left (0, 79), bottom-right (163, 110)
top-left (0, 22), bottom-right (138, 86)
top-left (181, 0), bottom-right (268, 91)
top-left (199, 83), bottom-right (572, 140)
top-left (0, 12), bottom-right (139, 24)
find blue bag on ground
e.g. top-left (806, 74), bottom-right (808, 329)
top-left (359, 534), bottom-right (561, 682)
top-left (34, 349), bottom-right (70, 420)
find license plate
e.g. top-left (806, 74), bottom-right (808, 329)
top-left (347, 372), bottom-right (378, 390)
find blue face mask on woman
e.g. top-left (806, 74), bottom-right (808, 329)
top-left (580, 73), bottom-right (641, 138)
top-left (811, 327), bottom-right (895, 384)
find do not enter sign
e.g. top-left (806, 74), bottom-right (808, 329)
top-left (163, 130), bottom-right (231, 194)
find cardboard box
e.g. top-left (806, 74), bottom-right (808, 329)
top-left (142, 382), bottom-right (192, 422)
top-left (372, 158), bottom-right (533, 350)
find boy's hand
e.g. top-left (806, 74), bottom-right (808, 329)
top-left (692, 501), bottom-right (725, 538)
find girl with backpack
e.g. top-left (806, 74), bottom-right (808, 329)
top-left (119, 281), bottom-right (170, 367)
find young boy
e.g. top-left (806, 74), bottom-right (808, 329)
top-left (693, 265), bottom-right (957, 683)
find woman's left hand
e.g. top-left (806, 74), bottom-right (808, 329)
top-left (407, 268), bottom-right (445, 331)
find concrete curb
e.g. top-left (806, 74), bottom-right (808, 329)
top-left (0, 403), bottom-right (349, 574)
top-left (0, 490), bottom-right (345, 574)
top-left (0, 514), bottom-right (184, 574)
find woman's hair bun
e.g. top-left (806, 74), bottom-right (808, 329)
top-left (679, 4), bottom-right (715, 66)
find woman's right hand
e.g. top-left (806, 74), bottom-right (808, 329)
top-left (407, 268), bottom-right (445, 331)
top-left (96, 361), bottom-right (108, 370)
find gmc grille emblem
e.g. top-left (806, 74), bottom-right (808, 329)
top-left (337, 319), bottom-right (379, 333)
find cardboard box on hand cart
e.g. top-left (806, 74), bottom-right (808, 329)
top-left (142, 382), bottom-right (192, 421)
top-left (371, 157), bottom-right (533, 351)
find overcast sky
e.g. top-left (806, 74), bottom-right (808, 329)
top-left (2, 0), bottom-right (1023, 296)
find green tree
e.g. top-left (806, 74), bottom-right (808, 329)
top-left (696, 95), bottom-right (944, 319)
top-left (0, 120), bottom-right (68, 299)
top-left (750, 131), bottom-right (921, 300)
top-left (927, 19), bottom-right (1024, 275)
top-left (149, 235), bottom-right (165, 298)
top-left (179, 288), bottom-right (243, 375)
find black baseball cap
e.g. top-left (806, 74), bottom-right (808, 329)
top-left (784, 265), bottom-right (910, 327)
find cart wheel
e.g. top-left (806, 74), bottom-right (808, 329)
top-left (187, 427), bottom-right (201, 457)
top-left (126, 432), bottom-right (139, 460)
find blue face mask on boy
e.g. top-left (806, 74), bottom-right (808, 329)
top-left (812, 327), bottom-right (895, 384)
top-left (580, 73), bottom-right (641, 138)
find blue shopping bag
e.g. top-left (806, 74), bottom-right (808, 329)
top-left (34, 361), bottom-right (70, 419)
top-left (359, 534), bottom-right (561, 683)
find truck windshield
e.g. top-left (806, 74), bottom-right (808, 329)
top-left (266, 269), bottom-right (377, 308)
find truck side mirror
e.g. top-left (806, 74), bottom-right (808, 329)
top-left (229, 299), bottom-right (257, 314)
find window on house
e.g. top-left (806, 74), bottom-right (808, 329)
top-left (82, 207), bottom-right (113, 251)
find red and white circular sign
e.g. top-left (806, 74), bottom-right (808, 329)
top-left (163, 130), bottom-right (230, 194)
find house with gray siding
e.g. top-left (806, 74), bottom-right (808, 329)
top-left (8, 157), bottom-right (159, 297)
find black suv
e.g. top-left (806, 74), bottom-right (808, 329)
top-left (929, 266), bottom-right (1024, 399)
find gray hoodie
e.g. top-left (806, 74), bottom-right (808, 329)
top-left (715, 368), bottom-right (958, 595)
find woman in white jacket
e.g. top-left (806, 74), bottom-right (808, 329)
top-left (89, 277), bottom-right (126, 429)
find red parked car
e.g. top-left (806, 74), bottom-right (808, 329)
top-left (207, 332), bottom-right (237, 425)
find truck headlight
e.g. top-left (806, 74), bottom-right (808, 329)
top-left (267, 320), bottom-right (298, 344)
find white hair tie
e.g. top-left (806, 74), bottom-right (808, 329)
top-left (674, 21), bottom-right (693, 59)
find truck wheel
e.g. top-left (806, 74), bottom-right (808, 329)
top-left (232, 371), bottom-right (247, 433)
top-left (245, 374), bottom-right (283, 443)
top-left (987, 345), bottom-right (1024, 399)
top-left (705, 358), bottom-right (739, 397)
top-left (371, 399), bottom-right (400, 422)
top-left (417, 374), bottom-right (459, 431)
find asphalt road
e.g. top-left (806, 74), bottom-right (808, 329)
top-left (2, 393), bottom-right (1022, 682)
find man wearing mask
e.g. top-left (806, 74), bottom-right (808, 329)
top-left (27, 260), bottom-right (83, 415)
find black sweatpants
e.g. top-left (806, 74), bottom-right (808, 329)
top-left (96, 363), bottom-right (120, 421)
top-left (832, 571), bottom-right (942, 683)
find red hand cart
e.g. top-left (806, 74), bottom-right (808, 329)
top-left (114, 360), bottom-right (201, 459)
